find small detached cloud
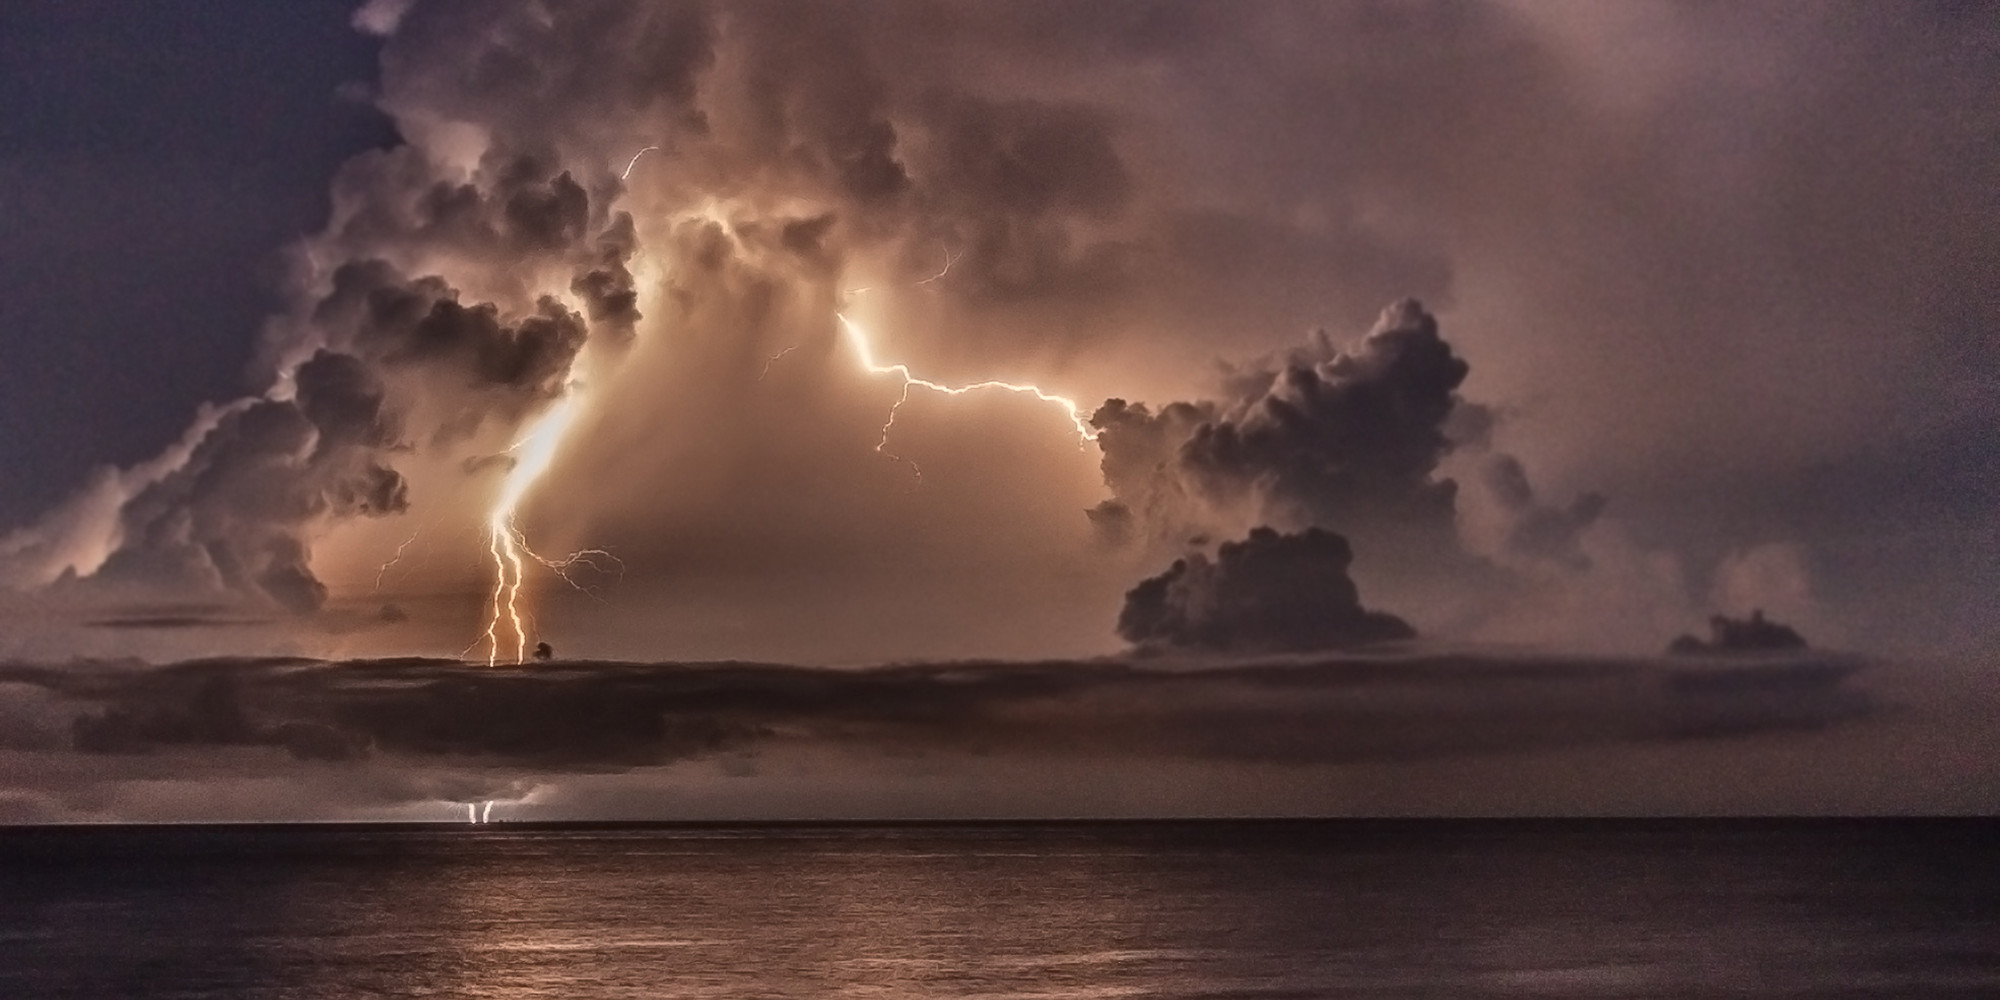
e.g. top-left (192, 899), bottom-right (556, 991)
top-left (1669, 610), bottom-right (1809, 656)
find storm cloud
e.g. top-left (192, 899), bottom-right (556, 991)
top-left (85, 351), bottom-right (408, 613)
top-left (0, 0), bottom-right (1993, 663)
top-left (1119, 527), bottom-right (1414, 653)
top-left (1091, 300), bottom-right (1473, 551)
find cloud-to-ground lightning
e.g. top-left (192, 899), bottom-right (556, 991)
top-left (835, 314), bottom-right (1097, 481)
top-left (466, 390), bottom-right (625, 666)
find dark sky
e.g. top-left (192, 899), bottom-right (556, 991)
top-left (0, 0), bottom-right (394, 524)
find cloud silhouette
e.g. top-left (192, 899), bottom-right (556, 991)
top-left (1119, 527), bottom-right (1414, 652)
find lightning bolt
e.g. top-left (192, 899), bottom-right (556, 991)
top-left (621, 145), bottom-right (659, 181)
top-left (470, 390), bottom-right (604, 666)
top-left (373, 527), bottom-right (429, 592)
top-left (913, 246), bottom-right (963, 286)
top-left (836, 314), bottom-right (1097, 482)
top-left (518, 537), bottom-right (625, 598)
top-left (762, 246), bottom-right (1095, 478)
top-left (758, 344), bottom-right (799, 381)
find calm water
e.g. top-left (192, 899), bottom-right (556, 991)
top-left (0, 821), bottom-right (1994, 999)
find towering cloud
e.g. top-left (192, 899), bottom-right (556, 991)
top-left (1092, 300), bottom-right (1472, 547)
top-left (2, 0), bottom-right (1993, 659)
top-left (4, 150), bottom-right (638, 615)
top-left (1089, 299), bottom-right (1646, 649)
top-left (91, 351), bottom-right (407, 612)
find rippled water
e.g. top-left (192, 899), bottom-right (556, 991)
top-left (2, 820), bottom-right (1995, 998)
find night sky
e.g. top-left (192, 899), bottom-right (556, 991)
top-left (0, 1), bottom-right (396, 525)
top-left (0, 1), bottom-right (1995, 820)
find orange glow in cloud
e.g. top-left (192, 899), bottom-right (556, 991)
top-left (468, 390), bottom-right (622, 665)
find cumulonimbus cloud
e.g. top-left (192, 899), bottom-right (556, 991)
top-left (2, 0), bottom-right (1992, 660)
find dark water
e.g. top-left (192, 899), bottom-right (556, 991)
top-left (1, 820), bottom-right (1995, 999)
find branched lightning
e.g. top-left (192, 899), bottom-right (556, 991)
top-left (913, 246), bottom-right (963, 286)
top-left (373, 526), bottom-right (432, 592)
top-left (514, 529), bottom-right (624, 599)
top-left (759, 246), bottom-right (1095, 481)
top-left (444, 222), bottom-right (1082, 659)
top-left (758, 345), bottom-right (799, 381)
top-left (469, 391), bottom-right (620, 666)
top-left (374, 531), bottom-right (421, 592)
top-left (836, 313), bottom-right (1098, 482)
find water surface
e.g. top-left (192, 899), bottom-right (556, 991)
top-left (2, 820), bottom-right (1994, 998)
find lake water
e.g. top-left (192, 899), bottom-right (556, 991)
top-left (1, 821), bottom-right (1994, 998)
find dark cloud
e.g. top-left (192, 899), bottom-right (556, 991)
top-left (494, 164), bottom-right (591, 251)
top-left (1119, 527), bottom-right (1414, 652)
top-left (1091, 300), bottom-right (1477, 547)
top-left (1670, 611), bottom-right (1809, 657)
top-left (728, 2), bottom-right (909, 205)
top-left (84, 351), bottom-right (407, 612)
top-left (392, 295), bottom-right (587, 393)
top-left (85, 616), bottom-right (271, 631)
top-left (920, 96), bottom-right (1129, 220)
top-left (1480, 454), bottom-right (1607, 571)
top-left (0, 649), bottom-right (1874, 788)
top-left (2, 132), bottom-right (640, 616)
top-left (1193, 301), bottom-right (1467, 529)
top-left (909, 106), bottom-right (1137, 308)
top-left (379, 0), bottom-right (716, 150)
top-left (321, 153), bottom-right (618, 273)
top-left (315, 259), bottom-right (592, 409)
top-left (568, 212), bottom-right (643, 341)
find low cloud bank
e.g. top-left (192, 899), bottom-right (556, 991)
top-left (0, 648), bottom-right (1890, 821)
top-left (1670, 610), bottom-right (1809, 656)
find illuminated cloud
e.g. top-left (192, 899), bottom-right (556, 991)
top-left (0, 0), bottom-right (1993, 662)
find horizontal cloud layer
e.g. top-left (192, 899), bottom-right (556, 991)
top-left (0, 647), bottom-right (1915, 821)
